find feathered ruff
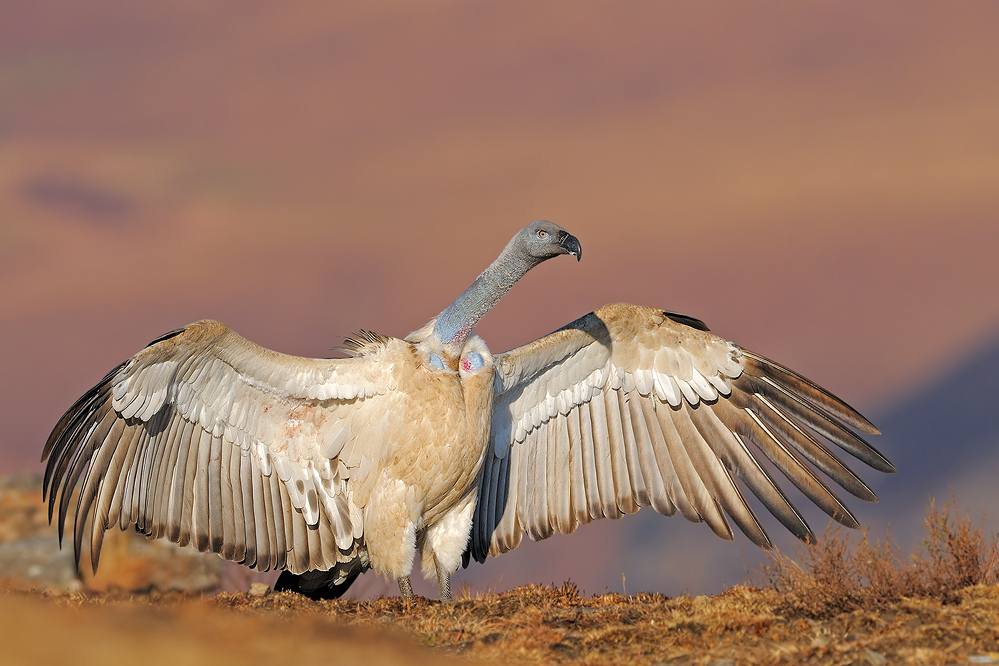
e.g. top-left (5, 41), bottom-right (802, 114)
top-left (336, 331), bottom-right (392, 358)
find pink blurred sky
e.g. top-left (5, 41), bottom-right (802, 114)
top-left (2, 2), bottom-right (998, 594)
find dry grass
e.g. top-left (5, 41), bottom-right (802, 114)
top-left (756, 498), bottom-right (999, 618)
top-left (11, 577), bottom-right (999, 665)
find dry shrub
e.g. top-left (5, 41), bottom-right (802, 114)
top-left (756, 497), bottom-right (999, 618)
top-left (914, 498), bottom-right (999, 599)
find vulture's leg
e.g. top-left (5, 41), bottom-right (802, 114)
top-left (398, 576), bottom-right (414, 599)
top-left (436, 560), bottom-right (452, 602)
top-left (420, 494), bottom-right (475, 603)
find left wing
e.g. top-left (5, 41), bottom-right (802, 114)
top-left (469, 303), bottom-right (891, 562)
top-left (42, 320), bottom-right (418, 577)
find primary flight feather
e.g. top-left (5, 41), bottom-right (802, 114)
top-left (42, 221), bottom-right (891, 601)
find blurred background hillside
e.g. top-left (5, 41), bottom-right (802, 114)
top-left (1, 1), bottom-right (998, 598)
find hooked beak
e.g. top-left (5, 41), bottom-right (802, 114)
top-left (557, 230), bottom-right (582, 261)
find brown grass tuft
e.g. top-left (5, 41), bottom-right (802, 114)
top-left (756, 497), bottom-right (999, 618)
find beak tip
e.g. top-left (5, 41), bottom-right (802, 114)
top-left (556, 229), bottom-right (582, 262)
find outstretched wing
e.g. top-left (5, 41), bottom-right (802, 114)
top-left (470, 303), bottom-right (891, 562)
top-left (43, 320), bottom-right (408, 575)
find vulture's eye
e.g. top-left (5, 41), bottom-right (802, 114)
top-left (538, 230), bottom-right (548, 239)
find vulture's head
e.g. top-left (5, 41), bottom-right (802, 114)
top-left (516, 220), bottom-right (582, 263)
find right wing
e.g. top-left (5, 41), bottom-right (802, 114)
top-left (43, 320), bottom-right (411, 575)
top-left (470, 303), bottom-right (891, 562)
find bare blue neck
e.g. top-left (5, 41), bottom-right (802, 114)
top-left (433, 238), bottom-right (539, 357)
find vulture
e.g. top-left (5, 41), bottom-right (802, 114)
top-left (43, 221), bottom-right (892, 602)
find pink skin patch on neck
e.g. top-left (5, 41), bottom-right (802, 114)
top-left (461, 357), bottom-right (472, 373)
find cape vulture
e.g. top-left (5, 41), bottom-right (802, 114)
top-left (43, 221), bottom-right (892, 601)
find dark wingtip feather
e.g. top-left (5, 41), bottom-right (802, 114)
top-left (42, 359), bottom-right (127, 489)
top-left (741, 351), bottom-right (880, 435)
top-left (739, 352), bottom-right (895, 477)
top-left (751, 375), bottom-right (895, 475)
top-left (41, 360), bottom-right (124, 565)
top-left (834, 508), bottom-right (861, 530)
top-left (743, 387), bottom-right (886, 501)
